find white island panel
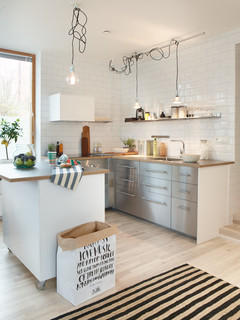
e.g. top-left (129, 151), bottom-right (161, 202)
top-left (3, 173), bottom-right (105, 282)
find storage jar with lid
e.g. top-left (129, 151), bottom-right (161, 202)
top-left (200, 139), bottom-right (208, 160)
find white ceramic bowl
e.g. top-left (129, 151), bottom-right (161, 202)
top-left (182, 154), bottom-right (200, 163)
top-left (112, 147), bottom-right (129, 153)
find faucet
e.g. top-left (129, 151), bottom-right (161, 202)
top-left (171, 140), bottom-right (185, 158)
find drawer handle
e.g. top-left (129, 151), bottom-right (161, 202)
top-left (144, 169), bottom-right (168, 174)
top-left (177, 189), bottom-right (190, 194)
top-left (142, 183), bottom-right (167, 190)
top-left (117, 190), bottom-right (136, 197)
top-left (141, 197), bottom-right (167, 206)
top-left (116, 165), bottom-right (136, 169)
top-left (119, 178), bottom-right (136, 183)
top-left (177, 205), bottom-right (190, 211)
top-left (179, 173), bottom-right (192, 177)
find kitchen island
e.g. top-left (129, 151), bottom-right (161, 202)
top-left (0, 162), bottom-right (109, 287)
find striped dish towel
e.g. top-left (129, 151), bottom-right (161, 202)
top-left (50, 165), bottom-right (84, 191)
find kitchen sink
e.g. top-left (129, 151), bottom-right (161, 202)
top-left (149, 157), bottom-right (182, 162)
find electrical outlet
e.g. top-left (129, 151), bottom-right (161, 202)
top-left (214, 137), bottom-right (229, 144)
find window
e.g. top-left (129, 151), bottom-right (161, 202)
top-left (0, 48), bottom-right (35, 159)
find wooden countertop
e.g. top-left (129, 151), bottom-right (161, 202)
top-left (69, 154), bottom-right (233, 168)
top-left (0, 162), bottom-right (109, 183)
top-left (112, 155), bottom-right (234, 168)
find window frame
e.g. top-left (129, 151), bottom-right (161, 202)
top-left (0, 48), bottom-right (36, 144)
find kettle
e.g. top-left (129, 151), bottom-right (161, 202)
top-left (136, 107), bottom-right (145, 120)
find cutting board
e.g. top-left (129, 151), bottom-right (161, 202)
top-left (81, 126), bottom-right (90, 156)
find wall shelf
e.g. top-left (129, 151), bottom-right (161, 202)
top-left (125, 114), bottom-right (221, 122)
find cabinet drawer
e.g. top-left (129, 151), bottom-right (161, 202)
top-left (115, 183), bottom-right (137, 196)
top-left (115, 161), bottom-right (139, 180)
top-left (140, 176), bottom-right (171, 197)
top-left (172, 166), bottom-right (198, 184)
top-left (115, 171), bottom-right (138, 185)
top-left (139, 195), bottom-right (171, 228)
top-left (172, 181), bottom-right (197, 202)
top-left (140, 162), bottom-right (171, 180)
top-left (115, 189), bottom-right (138, 215)
top-left (115, 159), bottom-right (139, 170)
top-left (171, 198), bottom-right (197, 237)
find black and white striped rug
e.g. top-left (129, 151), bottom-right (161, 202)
top-left (52, 264), bottom-right (240, 320)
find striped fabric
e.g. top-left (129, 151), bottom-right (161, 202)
top-left (50, 166), bottom-right (83, 191)
top-left (52, 264), bottom-right (240, 320)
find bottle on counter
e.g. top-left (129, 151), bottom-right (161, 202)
top-left (97, 143), bottom-right (102, 153)
top-left (56, 141), bottom-right (60, 158)
top-left (93, 143), bottom-right (97, 153)
top-left (153, 138), bottom-right (158, 157)
top-left (59, 142), bottom-right (63, 156)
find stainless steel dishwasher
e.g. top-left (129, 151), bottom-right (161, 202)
top-left (80, 158), bottom-right (114, 208)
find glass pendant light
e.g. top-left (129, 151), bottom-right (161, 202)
top-left (133, 55), bottom-right (140, 109)
top-left (66, 6), bottom-right (87, 86)
top-left (66, 65), bottom-right (79, 85)
top-left (172, 41), bottom-right (182, 105)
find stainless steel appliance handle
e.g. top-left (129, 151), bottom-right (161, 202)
top-left (144, 169), bottom-right (168, 174)
top-left (117, 190), bottom-right (136, 197)
top-left (142, 183), bottom-right (167, 190)
top-left (141, 197), bottom-right (167, 206)
top-left (177, 205), bottom-right (190, 211)
top-left (116, 165), bottom-right (136, 169)
top-left (119, 178), bottom-right (136, 183)
top-left (177, 190), bottom-right (190, 194)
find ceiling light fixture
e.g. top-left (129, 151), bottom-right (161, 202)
top-left (66, 5), bottom-right (88, 86)
top-left (133, 54), bottom-right (141, 109)
top-left (172, 40), bottom-right (182, 105)
top-left (109, 32), bottom-right (205, 76)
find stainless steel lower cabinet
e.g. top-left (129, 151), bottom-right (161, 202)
top-left (171, 198), bottom-right (197, 237)
top-left (115, 189), bottom-right (138, 216)
top-left (138, 194), bottom-right (171, 228)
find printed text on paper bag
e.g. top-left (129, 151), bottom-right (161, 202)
top-left (76, 237), bottom-right (115, 291)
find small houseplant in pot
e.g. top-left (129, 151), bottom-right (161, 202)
top-left (121, 138), bottom-right (136, 152)
top-left (0, 118), bottom-right (23, 162)
top-left (48, 143), bottom-right (56, 165)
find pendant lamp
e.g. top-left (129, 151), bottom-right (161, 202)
top-left (66, 6), bottom-right (87, 86)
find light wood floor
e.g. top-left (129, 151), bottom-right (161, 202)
top-left (1, 210), bottom-right (240, 320)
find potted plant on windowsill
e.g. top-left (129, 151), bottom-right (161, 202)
top-left (121, 138), bottom-right (136, 152)
top-left (0, 118), bottom-right (23, 163)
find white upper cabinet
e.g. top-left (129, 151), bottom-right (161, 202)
top-left (49, 93), bottom-right (95, 121)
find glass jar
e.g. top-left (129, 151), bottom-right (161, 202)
top-left (200, 140), bottom-right (208, 160)
top-left (13, 144), bottom-right (36, 169)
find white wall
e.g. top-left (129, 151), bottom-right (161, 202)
top-left (115, 28), bottom-right (240, 220)
top-left (40, 51), bottom-right (119, 156)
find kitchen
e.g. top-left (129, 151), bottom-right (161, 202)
top-left (1, 0), bottom-right (240, 319)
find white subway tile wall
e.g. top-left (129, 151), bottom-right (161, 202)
top-left (116, 28), bottom-right (240, 219)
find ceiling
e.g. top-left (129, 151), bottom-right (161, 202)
top-left (1, 0), bottom-right (240, 63)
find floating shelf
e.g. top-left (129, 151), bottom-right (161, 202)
top-left (125, 115), bottom-right (221, 123)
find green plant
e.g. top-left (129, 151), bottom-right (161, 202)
top-left (121, 138), bottom-right (136, 148)
top-left (48, 143), bottom-right (56, 152)
top-left (0, 118), bottom-right (23, 160)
